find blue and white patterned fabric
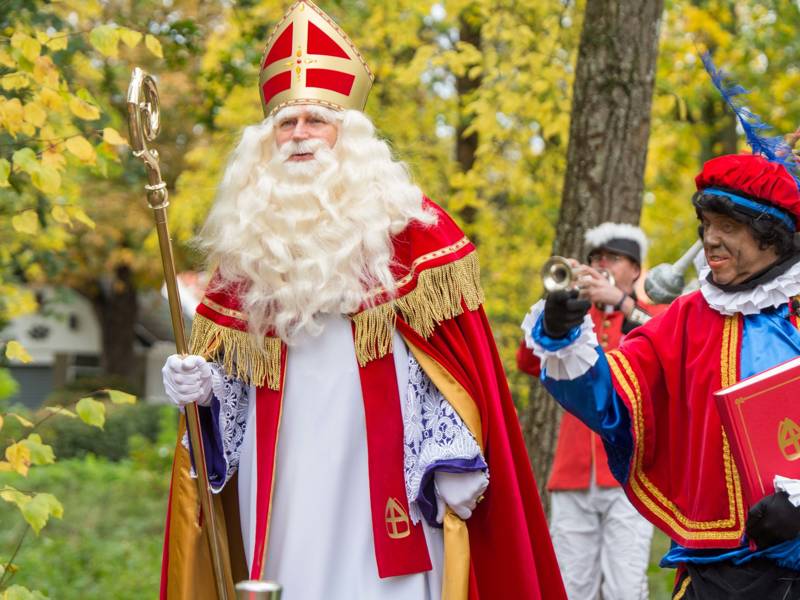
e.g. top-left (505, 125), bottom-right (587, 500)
top-left (191, 354), bottom-right (488, 524)
top-left (182, 363), bottom-right (249, 492)
top-left (402, 355), bottom-right (487, 525)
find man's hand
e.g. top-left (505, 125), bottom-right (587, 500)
top-left (543, 289), bottom-right (591, 338)
top-left (162, 354), bottom-right (213, 408)
top-left (745, 491), bottom-right (800, 549)
top-left (434, 470), bottom-right (489, 523)
top-left (576, 265), bottom-right (624, 307)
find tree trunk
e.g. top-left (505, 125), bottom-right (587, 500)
top-left (520, 0), bottom-right (664, 507)
top-left (92, 264), bottom-right (138, 382)
top-left (456, 3), bottom-right (482, 225)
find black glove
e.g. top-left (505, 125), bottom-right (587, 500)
top-left (543, 289), bottom-right (591, 339)
top-left (745, 491), bottom-right (800, 549)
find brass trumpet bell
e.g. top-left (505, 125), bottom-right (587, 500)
top-left (541, 256), bottom-right (575, 293)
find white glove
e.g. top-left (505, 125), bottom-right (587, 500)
top-left (434, 469), bottom-right (489, 523)
top-left (162, 354), bottom-right (213, 408)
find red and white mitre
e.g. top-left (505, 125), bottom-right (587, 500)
top-left (259, 0), bottom-right (374, 117)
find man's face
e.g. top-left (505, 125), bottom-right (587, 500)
top-left (700, 210), bottom-right (779, 285)
top-left (275, 108), bottom-right (338, 160)
top-left (588, 250), bottom-right (640, 293)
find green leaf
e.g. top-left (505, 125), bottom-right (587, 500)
top-left (89, 25), bottom-right (119, 58)
top-left (21, 492), bottom-right (63, 534)
top-left (11, 211), bottom-right (40, 236)
top-left (4, 584), bottom-right (49, 600)
top-left (31, 165), bottom-right (61, 195)
top-left (12, 148), bottom-right (38, 174)
top-left (76, 396), bottom-right (105, 429)
top-left (21, 434), bottom-right (55, 466)
top-left (105, 389), bottom-right (136, 405)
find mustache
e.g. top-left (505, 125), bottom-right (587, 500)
top-left (277, 139), bottom-right (330, 160)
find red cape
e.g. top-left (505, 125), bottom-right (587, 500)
top-left (160, 198), bottom-right (566, 599)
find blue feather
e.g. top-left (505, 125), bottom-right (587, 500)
top-left (701, 52), bottom-right (798, 176)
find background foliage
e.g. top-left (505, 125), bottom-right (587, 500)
top-left (1, 0), bottom-right (799, 597)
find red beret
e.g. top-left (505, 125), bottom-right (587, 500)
top-left (695, 154), bottom-right (800, 230)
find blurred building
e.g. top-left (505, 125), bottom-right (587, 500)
top-left (1, 273), bottom-right (206, 408)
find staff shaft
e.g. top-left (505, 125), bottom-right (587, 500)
top-left (127, 67), bottom-right (233, 600)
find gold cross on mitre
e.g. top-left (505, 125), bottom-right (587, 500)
top-left (258, 0), bottom-right (374, 117)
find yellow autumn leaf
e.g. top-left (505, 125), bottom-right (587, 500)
top-left (119, 28), bottom-right (142, 48)
top-left (5, 443), bottom-right (30, 476)
top-left (67, 206), bottom-right (96, 229)
top-left (23, 101), bottom-right (47, 127)
top-left (90, 25), bottom-right (119, 58)
top-left (68, 95), bottom-right (101, 121)
top-left (35, 31), bottom-right (50, 44)
top-left (31, 164), bottom-right (61, 195)
top-left (8, 413), bottom-right (34, 427)
top-left (103, 127), bottom-right (127, 146)
top-left (51, 205), bottom-right (71, 224)
top-left (145, 34), bottom-right (163, 58)
top-left (5, 340), bottom-right (33, 363)
top-left (46, 34), bottom-right (69, 51)
top-left (33, 56), bottom-right (59, 88)
top-left (10, 32), bottom-right (41, 62)
top-left (65, 135), bottom-right (96, 163)
top-left (39, 87), bottom-right (63, 110)
top-left (0, 462), bottom-right (12, 472)
top-left (0, 72), bottom-right (30, 91)
top-left (41, 148), bottom-right (66, 171)
top-left (105, 389), bottom-right (136, 404)
top-left (0, 158), bottom-right (9, 188)
top-left (11, 211), bottom-right (40, 236)
top-left (0, 48), bottom-right (15, 68)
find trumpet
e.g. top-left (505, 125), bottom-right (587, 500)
top-left (541, 256), bottom-right (616, 293)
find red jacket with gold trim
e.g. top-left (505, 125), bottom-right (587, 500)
top-left (517, 300), bottom-right (666, 491)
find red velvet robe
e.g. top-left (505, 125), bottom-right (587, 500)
top-left (159, 198), bottom-right (566, 599)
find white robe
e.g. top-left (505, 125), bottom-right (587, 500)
top-left (237, 315), bottom-right (444, 599)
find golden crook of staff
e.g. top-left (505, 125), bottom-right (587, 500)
top-left (126, 67), bottom-right (233, 600)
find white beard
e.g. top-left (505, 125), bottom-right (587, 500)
top-left (198, 111), bottom-right (435, 344)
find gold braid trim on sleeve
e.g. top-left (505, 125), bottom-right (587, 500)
top-left (188, 313), bottom-right (282, 390)
top-left (353, 251), bottom-right (484, 367)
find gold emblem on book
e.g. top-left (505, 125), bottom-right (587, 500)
top-left (384, 497), bottom-right (411, 539)
top-left (778, 417), bottom-right (800, 461)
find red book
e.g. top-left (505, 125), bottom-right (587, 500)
top-left (714, 355), bottom-right (800, 508)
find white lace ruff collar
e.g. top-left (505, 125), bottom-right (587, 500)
top-left (699, 260), bottom-right (800, 316)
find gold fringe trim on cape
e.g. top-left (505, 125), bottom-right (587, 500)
top-left (188, 313), bottom-right (282, 390)
top-left (353, 251), bottom-right (484, 366)
top-left (352, 303), bottom-right (396, 367)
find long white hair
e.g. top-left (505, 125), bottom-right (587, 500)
top-left (197, 105), bottom-right (436, 343)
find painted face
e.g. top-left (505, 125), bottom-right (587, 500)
top-left (588, 250), bottom-right (641, 293)
top-left (700, 210), bottom-right (779, 285)
top-left (275, 108), bottom-right (339, 160)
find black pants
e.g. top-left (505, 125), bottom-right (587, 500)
top-left (672, 559), bottom-right (800, 599)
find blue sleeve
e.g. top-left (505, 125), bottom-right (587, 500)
top-left (533, 318), bottom-right (635, 484)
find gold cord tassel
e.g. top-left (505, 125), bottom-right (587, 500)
top-left (188, 314), bottom-right (282, 390)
